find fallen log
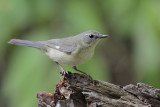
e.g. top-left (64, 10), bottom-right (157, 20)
top-left (37, 72), bottom-right (160, 107)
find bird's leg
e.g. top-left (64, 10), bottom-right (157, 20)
top-left (72, 66), bottom-right (87, 74)
top-left (55, 62), bottom-right (66, 76)
top-left (72, 66), bottom-right (93, 80)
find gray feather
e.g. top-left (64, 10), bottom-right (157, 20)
top-left (38, 38), bottom-right (77, 54)
top-left (8, 39), bottom-right (46, 51)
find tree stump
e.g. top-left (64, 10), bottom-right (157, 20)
top-left (37, 72), bottom-right (160, 107)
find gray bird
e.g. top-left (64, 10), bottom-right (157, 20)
top-left (8, 30), bottom-right (108, 77)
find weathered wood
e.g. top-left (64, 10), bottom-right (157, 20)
top-left (37, 72), bottom-right (160, 107)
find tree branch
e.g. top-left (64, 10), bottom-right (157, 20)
top-left (37, 72), bottom-right (160, 107)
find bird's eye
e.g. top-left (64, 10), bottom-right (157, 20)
top-left (89, 34), bottom-right (94, 38)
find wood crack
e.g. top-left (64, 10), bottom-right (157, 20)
top-left (37, 72), bottom-right (160, 107)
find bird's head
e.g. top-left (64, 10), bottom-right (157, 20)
top-left (79, 30), bottom-right (108, 47)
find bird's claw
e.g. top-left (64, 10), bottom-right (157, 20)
top-left (85, 73), bottom-right (93, 82)
top-left (60, 70), bottom-right (68, 76)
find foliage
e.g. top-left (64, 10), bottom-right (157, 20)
top-left (0, 0), bottom-right (160, 107)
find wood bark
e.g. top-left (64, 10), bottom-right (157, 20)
top-left (37, 72), bottom-right (160, 107)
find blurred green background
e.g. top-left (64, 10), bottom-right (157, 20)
top-left (0, 0), bottom-right (160, 107)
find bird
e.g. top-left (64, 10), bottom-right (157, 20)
top-left (8, 30), bottom-right (108, 78)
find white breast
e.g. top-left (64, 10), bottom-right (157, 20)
top-left (45, 46), bottom-right (95, 66)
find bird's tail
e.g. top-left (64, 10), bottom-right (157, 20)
top-left (8, 39), bottom-right (44, 50)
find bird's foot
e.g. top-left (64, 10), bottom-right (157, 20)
top-left (72, 66), bottom-right (93, 82)
top-left (60, 70), bottom-right (68, 76)
top-left (85, 73), bottom-right (93, 82)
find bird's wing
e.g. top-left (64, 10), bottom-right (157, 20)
top-left (38, 38), bottom-right (77, 55)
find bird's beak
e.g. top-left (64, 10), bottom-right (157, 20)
top-left (100, 35), bottom-right (109, 38)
